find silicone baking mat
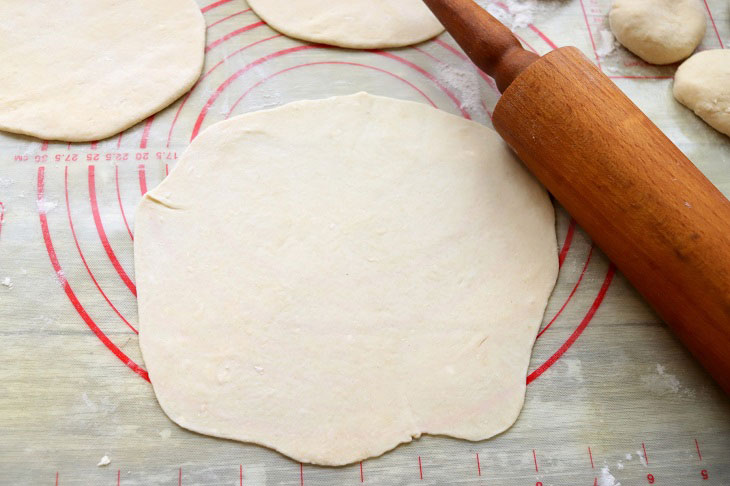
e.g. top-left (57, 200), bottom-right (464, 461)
top-left (1, 1), bottom-right (729, 484)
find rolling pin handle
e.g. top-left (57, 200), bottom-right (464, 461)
top-left (423, 0), bottom-right (539, 92)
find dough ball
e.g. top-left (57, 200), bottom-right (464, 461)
top-left (609, 0), bottom-right (706, 65)
top-left (135, 93), bottom-right (558, 466)
top-left (0, 0), bottom-right (205, 142)
top-left (673, 49), bottom-right (730, 137)
top-left (247, 0), bottom-right (444, 49)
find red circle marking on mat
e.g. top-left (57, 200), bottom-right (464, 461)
top-left (53, 159), bottom-right (612, 384)
top-left (192, 45), bottom-right (473, 140)
top-left (536, 244), bottom-right (594, 340)
top-left (139, 115), bottom-right (155, 150)
top-left (65, 167), bottom-right (138, 334)
top-left (37, 166), bottom-right (149, 381)
top-left (166, 32), bottom-right (280, 147)
top-left (88, 166), bottom-right (137, 297)
top-left (115, 166), bottom-right (135, 241)
top-left (224, 61), bottom-right (439, 119)
top-left (140, 14), bottom-right (262, 148)
top-left (166, 32), bottom-right (486, 144)
top-left (72, 5), bottom-right (596, 382)
top-left (206, 21), bottom-right (266, 53)
top-left (527, 264), bottom-right (616, 385)
top-left (149, 20), bottom-right (272, 148)
top-left (201, 0), bottom-right (235, 14)
top-left (208, 8), bottom-right (252, 30)
top-left (370, 49), bottom-right (471, 119)
top-left (138, 164), bottom-right (148, 196)
top-left (410, 44), bottom-right (500, 119)
top-left (434, 40), bottom-right (499, 92)
top-left (192, 45), bottom-right (317, 140)
top-left (0, 201), bottom-right (5, 240)
top-left (163, 11), bottom-right (560, 144)
top-left (513, 32), bottom-right (538, 54)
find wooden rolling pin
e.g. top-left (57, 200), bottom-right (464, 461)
top-left (423, 0), bottom-right (730, 394)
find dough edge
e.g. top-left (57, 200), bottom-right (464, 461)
top-left (608, 0), bottom-right (706, 65)
top-left (136, 92), bottom-right (557, 466)
top-left (0, 1), bottom-right (206, 142)
top-left (247, 0), bottom-right (444, 49)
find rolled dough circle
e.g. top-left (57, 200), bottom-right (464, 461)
top-left (673, 49), bottom-right (730, 137)
top-left (247, 0), bottom-right (444, 49)
top-left (0, 0), bottom-right (205, 142)
top-left (135, 93), bottom-right (558, 465)
top-left (608, 0), bottom-right (706, 65)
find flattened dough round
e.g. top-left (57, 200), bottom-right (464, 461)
top-left (135, 93), bottom-right (558, 466)
top-left (247, 0), bottom-right (444, 49)
top-left (0, 0), bottom-right (205, 142)
top-left (609, 0), bottom-right (706, 65)
top-left (673, 49), bottom-right (730, 137)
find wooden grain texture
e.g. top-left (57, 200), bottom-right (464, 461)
top-left (491, 46), bottom-right (730, 394)
top-left (422, 0), bottom-right (539, 92)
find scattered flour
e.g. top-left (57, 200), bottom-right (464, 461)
top-left (563, 358), bottom-right (585, 383)
top-left (54, 269), bottom-right (66, 286)
top-left (656, 363), bottom-right (680, 392)
top-left (478, 0), bottom-right (543, 30)
top-left (438, 64), bottom-right (484, 115)
top-left (97, 455), bottom-right (111, 467)
top-left (625, 453), bottom-right (632, 460)
top-left (1, 277), bottom-right (12, 289)
top-left (596, 29), bottom-right (618, 58)
top-left (599, 466), bottom-right (621, 486)
top-left (34, 315), bottom-right (57, 331)
top-left (81, 392), bottom-right (98, 412)
top-left (36, 198), bottom-right (58, 214)
top-left (641, 363), bottom-right (695, 397)
top-left (617, 461), bottom-right (624, 470)
top-left (637, 449), bottom-right (648, 467)
top-left (159, 428), bottom-right (172, 439)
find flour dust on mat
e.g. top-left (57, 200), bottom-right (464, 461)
top-left (247, 0), bottom-right (444, 49)
top-left (134, 93), bottom-right (559, 466)
top-left (0, 0), bottom-right (205, 142)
